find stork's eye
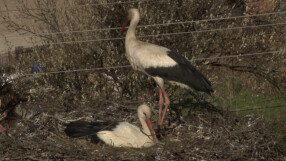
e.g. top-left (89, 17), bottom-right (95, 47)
top-left (143, 112), bottom-right (147, 116)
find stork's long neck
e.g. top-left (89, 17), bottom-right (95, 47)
top-left (126, 15), bottom-right (139, 42)
top-left (139, 117), bottom-right (151, 136)
top-left (125, 11), bottom-right (140, 69)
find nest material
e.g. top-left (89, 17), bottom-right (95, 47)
top-left (0, 101), bottom-right (281, 160)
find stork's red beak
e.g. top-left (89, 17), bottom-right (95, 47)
top-left (120, 20), bottom-right (129, 33)
top-left (145, 118), bottom-right (157, 143)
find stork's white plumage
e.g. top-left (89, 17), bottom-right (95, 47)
top-left (65, 104), bottom-right (157, 148)
top-left (120, 8), bottom-right (214, 133)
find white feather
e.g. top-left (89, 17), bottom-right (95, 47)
top-left (97, 122), bottom-right (154, 148)
top-left (126, 41), bottom-right (177, 71)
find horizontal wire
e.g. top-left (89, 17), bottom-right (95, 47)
top-left (137, 11), bottom-right (286, 28)
top-left (0, 0), bottom-right (148, 13)
top-left (234, 96), bottom-right (286, 110)
top-left (193, 50), bottom-right (281, 61)
top-left (0, 0), bottom-right (270, 13)
top-left (37, 22), bottom-right (286, 47)
top-left (230, 104), bottom-right (286, 112)
top-left (0, 21), bottom-right (285, 49)
top-left (0, 22), bottom-right (285, 49)
top-left (0, 50), bottom-right (282, 78)
top-left (1, 10), bottom-right (285, 39)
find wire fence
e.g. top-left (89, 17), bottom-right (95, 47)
top-left (0, 0), bottom-right (285, 121)
top-left (1, 10), bottom-right (286, 40)
top-left (230, 104), bottom-right (286, 114)
top-left (0, 0), bottom-right (276, 13)
top-left (0, 50), bottom-right (283, 78)
top-left (0, 0), bottom-right (148, 13)
top-left (1, 21), bottom-right (285, 49)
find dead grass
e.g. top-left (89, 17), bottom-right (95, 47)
top-left (0, 99), bottom-right (282, 160)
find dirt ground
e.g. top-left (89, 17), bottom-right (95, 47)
top-left (0, 96), bottom-right (284, 161)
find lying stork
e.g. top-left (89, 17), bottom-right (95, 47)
top-left (65, 104), bottom-right (157, 148)
top-left (120, 8), bottom-right (213, 133)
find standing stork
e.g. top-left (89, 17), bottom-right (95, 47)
top-left (65, 104), bottom-right (157, 148)
top-left (120, 9), bottom-right (214, 133)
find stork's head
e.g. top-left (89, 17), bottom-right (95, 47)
top-left (138, 104), bottom-right (151, 119)
top-left (137, 104), bottom-right (157, 143)
top-left (127, 8), bottom-right (139, 21)
top-left (120, 8), bottom-right (140, 32)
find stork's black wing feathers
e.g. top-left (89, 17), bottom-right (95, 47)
top-left (145, 51), bottom-right (213, 94)
top-left (65, 121), bottom-right (118, 143)
top-left (167, 51), bottom-right (212, 86)
top-left (166, 51), bottom-right (196, 70)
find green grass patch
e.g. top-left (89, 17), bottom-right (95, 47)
top-left (213, 89), bottom-right (286, 155)
top-left (215, 90), bottom-right (286, 122)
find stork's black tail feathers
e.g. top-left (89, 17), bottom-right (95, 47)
top-left (200, 73), bottom-right (214, 94)
top-left (64, 120), bottom-right (117, 138)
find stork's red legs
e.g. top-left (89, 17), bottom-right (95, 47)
top-left (157, 87), bottom-right (170, 136)
top-left (158, 88), bottom-right (164, 128)
top-left (0, 111), bottom-right (8, 131)
top-left (159, 88), bottom-right (170, 126)
top-left (0, 124), bottom-right (5, 131)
